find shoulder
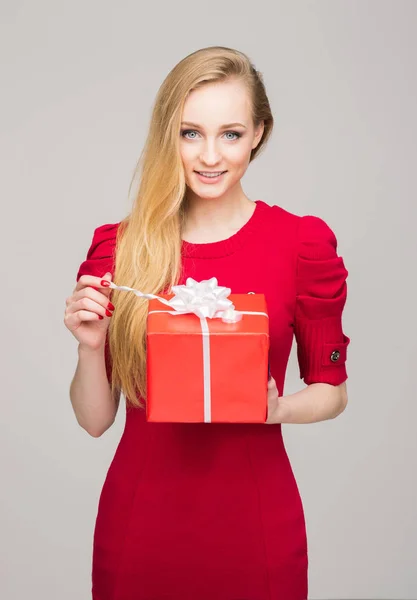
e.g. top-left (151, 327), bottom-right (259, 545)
top-left (255, 200), bottom-right (300, 241)
top-left (257, 201), bottom-right (338, 252)
top-left (257, 200), bottom-right (299, 225)
top-left (257, 202), bottom-right (340, 247)
top-left (76, 222), bottom-right (121, 281)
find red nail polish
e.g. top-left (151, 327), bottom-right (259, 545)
top-left (98, 315), bottom-right (104, 320)
top-left (105, 309), bottom-right (113, 317)
top-left (101, 280), bottom-right (110, 287)
top-left (108, 301), bottom-right (115, 311)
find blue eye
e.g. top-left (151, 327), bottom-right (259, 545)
top-left (224, 131), bottom-right (241, 140)
top-left (180, 129), bottom-right (241, 140)
top-left (181, 130), bottom-right (198, 139)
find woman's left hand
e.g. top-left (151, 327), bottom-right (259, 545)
top-left (265, 376), bottom-right (282, 424)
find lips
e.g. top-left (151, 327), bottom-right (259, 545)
top-left (195, 171), bottom-right (227, 175)
top-left (194, 170), bottom-right (227, 184)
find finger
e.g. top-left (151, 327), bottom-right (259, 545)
top-left (77, 286), bottom-right (115, 311)
top-left (75, 272), bottom-right (113, 295)
top-left (65, 308), bottom-right (105, 330)
top-left (67, 296), bottom-right (112, 318)
top-left (97, 272), bottom-right (113, 298)
top-left (267, 376), bottom-right (276, 389)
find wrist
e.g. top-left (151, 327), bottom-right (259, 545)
top-left (272, 396), bottom-right (292, 424)
top-left (78, 342), bottom-right (105, 357)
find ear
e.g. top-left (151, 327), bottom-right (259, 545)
top-left (252, 120), bottom-right (265, 149)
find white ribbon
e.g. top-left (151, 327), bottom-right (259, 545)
top-left (107, 277), bottom-right (268, 421)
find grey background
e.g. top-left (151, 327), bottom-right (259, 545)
top-left (1, 1), bottom-right (416, 598)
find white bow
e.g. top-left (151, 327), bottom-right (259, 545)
top-left (168, 277), bottom-right (239, 320)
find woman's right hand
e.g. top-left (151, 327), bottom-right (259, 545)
top-left (64, 271), bottom-right (114, 351)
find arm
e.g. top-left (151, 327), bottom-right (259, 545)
top-left (269, 381), bottom-right (348, 424)
top-left (284, 214), bottom-right (351, 423)
top-left (70, 343), bottom-right (120, 437)
top-left (70, 222), bottom-right (120, 437)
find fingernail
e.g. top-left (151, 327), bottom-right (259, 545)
top-left (101, 280), bottom-right (110, 287)
top-left (98, 315), bottom-right (104, 320)
top-left (105, 309), bottom-right (113, 317)
top-left (108, 301), bottom-right (115, 311)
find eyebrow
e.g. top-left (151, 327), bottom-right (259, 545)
top-left (181, 121), bottom-right (247, 129)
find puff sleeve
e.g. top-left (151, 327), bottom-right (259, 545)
top-left (76, 223), bottom-right (119, 282)
top-left (294, 215), bottom-right (350, 386)
top-left (76, 223), bottom-right (119, 383)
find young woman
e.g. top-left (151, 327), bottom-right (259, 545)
top-left (65, 46), bottom-right (350, 600)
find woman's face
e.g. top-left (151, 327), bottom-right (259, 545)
top-left (179, 78), bottom-right (264, 201)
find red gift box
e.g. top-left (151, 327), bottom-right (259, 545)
top-left (146, 292), bottom-right (270, 423)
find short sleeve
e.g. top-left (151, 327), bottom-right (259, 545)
top-left (76, 223), bottom-right (119, 383)
top-left (294, 215), bottom-right (350, 386)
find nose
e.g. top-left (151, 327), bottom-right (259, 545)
top-left (199, 139), bottom-right (222, 166)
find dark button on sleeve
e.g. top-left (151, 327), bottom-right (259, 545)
top-left (330, 350), bottom-right (340, 362)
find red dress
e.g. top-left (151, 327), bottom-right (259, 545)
top-left (76, 200), bottom-right (350, 600)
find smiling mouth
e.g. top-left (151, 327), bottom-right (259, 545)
top-left (194, 170), bottom-right (227, 178)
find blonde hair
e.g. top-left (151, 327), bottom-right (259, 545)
top-left (108, 46), bottom-right (274, 408)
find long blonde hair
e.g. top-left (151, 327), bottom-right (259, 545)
top-left (108, 46), bottom-right (274, 408)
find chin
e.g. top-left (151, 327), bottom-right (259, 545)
top-left (185, 176), bottom-right (239, 199)
top-left (190, 187), bottom-right (228, 200)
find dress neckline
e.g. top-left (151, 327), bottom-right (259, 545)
top-left (181, 200), bottom-right (269, 259)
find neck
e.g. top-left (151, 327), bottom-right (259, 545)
top-left (182, 187), bottom-right (255, 244)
